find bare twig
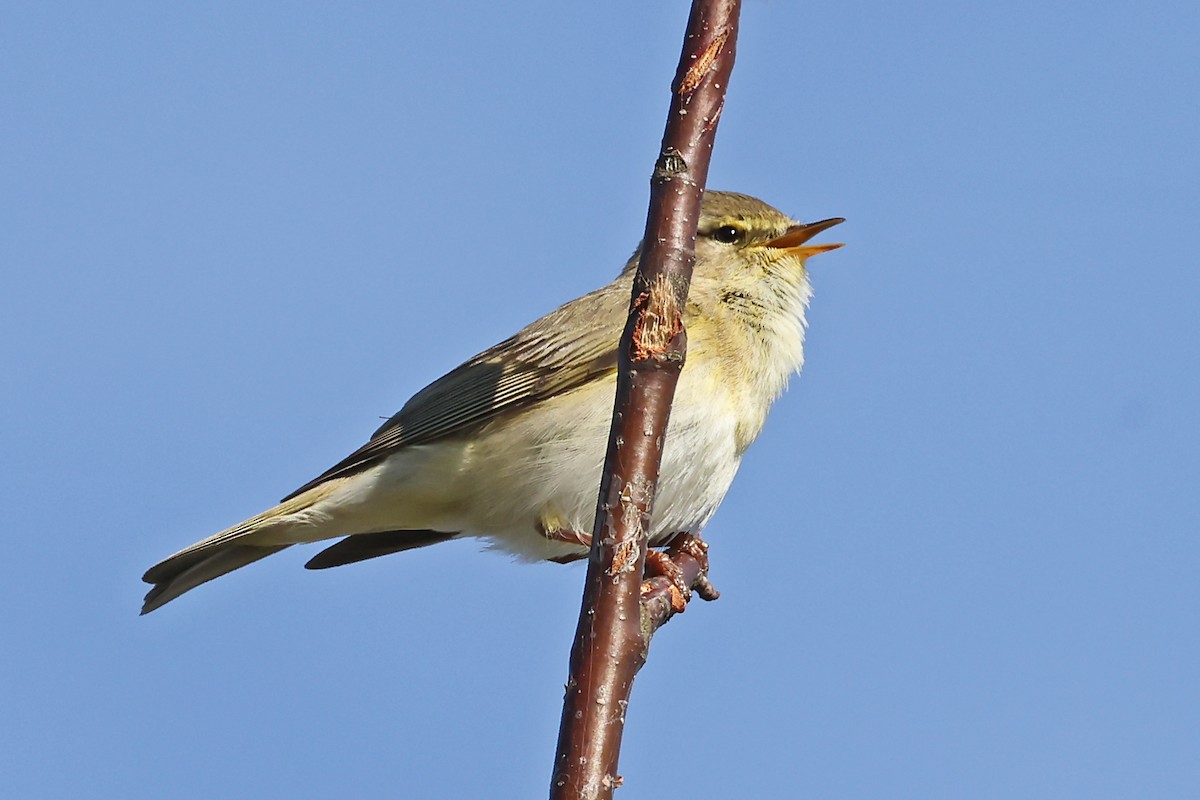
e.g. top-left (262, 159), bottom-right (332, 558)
top-left (549, 2), bottom-right (741, 797)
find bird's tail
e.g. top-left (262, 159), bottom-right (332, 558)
top-left (140, 483), bottom-right (340, 614)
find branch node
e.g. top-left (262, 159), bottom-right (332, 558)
top-left (653, 147), bottom-right (688, 180)
top-left (630, 274), bottom-right (685, 362)
top-left (677, 27), bottom-right (730, 96)
top-left (608, 538), bottom-right (640, 579)
top-left (695, 574), bottom-right (721, 602)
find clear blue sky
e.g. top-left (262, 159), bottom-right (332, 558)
top-left (3, 2), bottom-right (1197, 797)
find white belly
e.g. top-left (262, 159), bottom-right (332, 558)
top-left (292, 365), bottom-right (748, 562)
top-left (448, 366), bottom-right (744, 560)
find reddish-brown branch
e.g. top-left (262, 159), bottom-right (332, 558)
top-left (549, 2), bottom-right (741, 798)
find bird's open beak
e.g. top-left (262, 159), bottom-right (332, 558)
top-left (763, 217), bottom-right (845, 257)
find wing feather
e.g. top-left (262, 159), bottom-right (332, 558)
top-left (281, 276), bottom-right (630, 501)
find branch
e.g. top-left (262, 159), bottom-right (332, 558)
top-left (549, 2), bottom-right (741, 798)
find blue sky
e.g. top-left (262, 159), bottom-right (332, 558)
top-left (3, 1), bottom-right (1197, 797)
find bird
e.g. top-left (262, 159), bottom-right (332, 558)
top-left (141, 191), bottom-right (843, 614)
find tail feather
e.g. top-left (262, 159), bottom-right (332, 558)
top-left (141, 544), bottom-right (289, 614)
top-left (142, 482), bottom-right (344, 614)
top-left (304, 530), bottom-right (458, 570)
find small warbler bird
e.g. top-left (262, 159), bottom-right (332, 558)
top-left (141, 191), bottom-right (842, 613)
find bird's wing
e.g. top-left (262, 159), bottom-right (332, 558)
top-left (282, 278), bottom-right (630, 501)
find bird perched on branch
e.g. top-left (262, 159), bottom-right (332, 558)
top-left (141, 191), bottom-right (842, 613)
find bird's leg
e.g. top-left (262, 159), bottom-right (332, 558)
top-left (539, 514), bottom-right (593, 563)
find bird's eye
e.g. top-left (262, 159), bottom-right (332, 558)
top-left (711, 225), bottom-right (744, 244)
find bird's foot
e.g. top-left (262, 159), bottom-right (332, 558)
top-left (641, 533), bottom-right (720, 614)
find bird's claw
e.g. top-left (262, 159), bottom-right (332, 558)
top-left (640, 533), bottom-right (720, 614)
